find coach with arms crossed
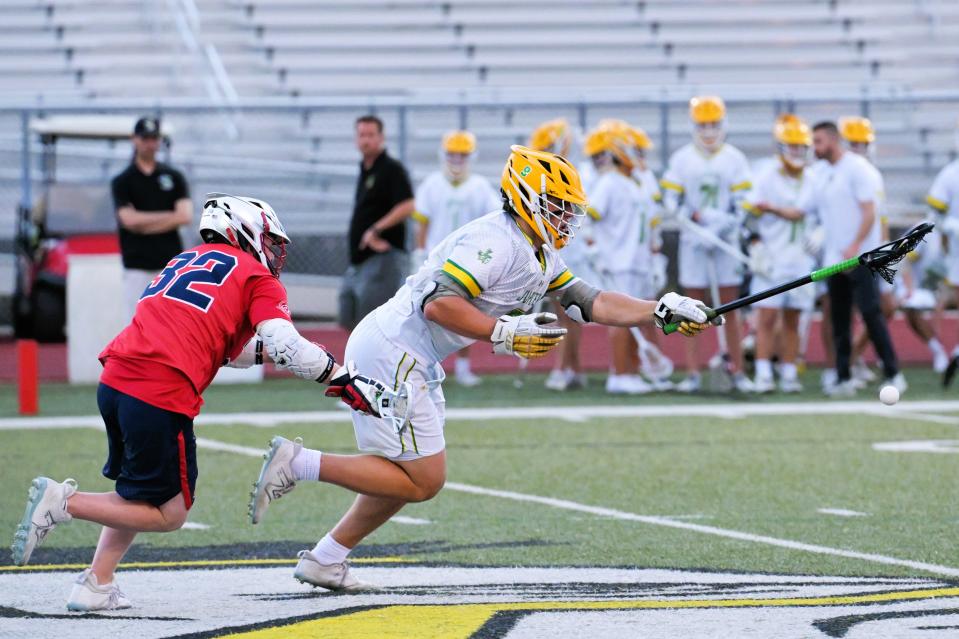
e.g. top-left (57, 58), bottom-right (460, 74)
top-left (111, 117), bottom-right (192, 320)
top-left (339, 115), bottom-right (415, 330)
top-left (764, 121), bottom-right (903, 397)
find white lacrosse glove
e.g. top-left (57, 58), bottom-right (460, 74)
top-left (699, 207), bottom-right (738, 239)
top-left (747, 241), bottom-right (773, 279)
top-left (325, 361), bottom-right (387, 417)
top-left (490, 312), bottom-right (567, 359)
top-left (654, 292), bottom-right (723, 337)
top-left (803, 226), bottom-right (825, 258)
top-left (650, 252), bottom-right (668, 294)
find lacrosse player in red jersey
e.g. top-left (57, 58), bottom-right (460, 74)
top-left (11, 193), bottom-right (388, 611)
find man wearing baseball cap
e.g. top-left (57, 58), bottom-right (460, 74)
top-left (111, 117), bottom-right (193, 319)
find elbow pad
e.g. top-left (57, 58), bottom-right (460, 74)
top-left (558, 279), bottom-right (601, 324)
top-left (258, 318), bottom-right (337, 383)
top-left (226, 336), bottom-right (263, 368)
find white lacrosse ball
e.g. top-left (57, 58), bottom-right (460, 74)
top-left (879, 385), bottom-right (899, 406)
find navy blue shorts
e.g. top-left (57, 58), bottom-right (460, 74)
top-left (97, 383), bottom-right (197, 509)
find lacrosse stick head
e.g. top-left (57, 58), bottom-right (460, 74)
top-left (378, 381), bottom-right (414, 436)
top-left (859, 222), bottom-right (934, 284)
top-left (639, 343), bottom-right (674, 379)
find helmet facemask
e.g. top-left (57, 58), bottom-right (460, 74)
top-left (778, 143), bottom-right (810, 172)
top-left (443, 151), bottom-right (471, 182)
top-left (507, 165), bottom-right (586, 249)
top-left (693, 120), bottom-right (726, 153)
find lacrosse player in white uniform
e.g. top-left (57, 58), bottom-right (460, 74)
top-left (746, 115), bottom-right (816, 393)
top-left (661, 96), bottom-right (754, 393)
top-left (529, 119), bottom-right (592, 391)
top-left (413, 130), bottom-right (500, 386)
top-left (898, 237), bottom-right (949, 374)
top-left (584, 124), bottom-right (667, 393)
top-left (927, 134), bottom-right (959, 384)
top-left (247, 145), bottom-right (717, 592)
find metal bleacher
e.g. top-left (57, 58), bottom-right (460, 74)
top-left (1, 0), bottom-right (958, 276)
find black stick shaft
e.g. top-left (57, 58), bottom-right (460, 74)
top-left (709, 274), bottom-right (814, 318)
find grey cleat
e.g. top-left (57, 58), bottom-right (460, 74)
top-left (249, 436), bottom-right (302, 525)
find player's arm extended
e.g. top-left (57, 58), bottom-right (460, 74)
top-left (590, 291), bottom-right (658, 327)
top-left (423, 295), bottom-right (496, 340)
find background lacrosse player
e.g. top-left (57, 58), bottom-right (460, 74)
top-left (413, 130), bottom-right (500, 386)
top-left (247, 145), bottom-right (717, 592)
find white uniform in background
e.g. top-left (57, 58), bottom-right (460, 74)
top-left (660, 143), bottom-right (752, 289)
top-left (746, 163), bottom-right (816, 311)
top-left (589, 169), bottom-right (660, 298)
top-left (349, 210), bottom-right (576, 459)
top-left (414, 172), bottom-right (500, 251)
top-left (927, 159), bottom-right (959, 285)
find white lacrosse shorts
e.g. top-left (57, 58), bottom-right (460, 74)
top-left (344, 311), bottom-right (447, 461)
top-left (678, 244), bottom-right (743, 290)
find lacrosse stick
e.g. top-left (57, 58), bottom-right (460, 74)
top-left (674, 214), bottom-right (750, 267)
top-left (662, 222), bottom-right (935, 334)
top-left (514, 296), bottom-right (550, 389)
top-left (705, 252), bottom-right (734, 392)
top-left (378, 381), bottom-right (414, 438)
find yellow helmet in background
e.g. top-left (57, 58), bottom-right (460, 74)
top-left (689, 96), bottom-right (726, 152)
top-left (441, 130), bottom-right (476, 181)
top-left (501, 145), bottom-right (588, 249)
top-left (528, 118), bottom-right (573, 157)
top-left (598, 118), bottom-right (654, 151)
top-left (774, 114), bottom-right (812, 171)
top-left (583, 125), bottom-right (636, 173)
top-left (442, 130), bottom-right (476, 155)
top-left (839, 116), bottom-right (876, 144)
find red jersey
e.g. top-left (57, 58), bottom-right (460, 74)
top-left (99, 243), bottom-right (291, 417)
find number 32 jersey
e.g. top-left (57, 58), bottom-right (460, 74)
top-left (99, 243), bottom-right (291, 418)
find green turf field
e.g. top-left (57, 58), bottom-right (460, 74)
top-left (2, 369), bottom-right (958, 580)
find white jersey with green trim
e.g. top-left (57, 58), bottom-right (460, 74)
top-left (660, 142), bottom-right (752, 246)
top-left (589, 170), bottom-right (659, 274)
top-left (376, 210), bottom-right (575, 366)
top-left (927, 159), bottom-right (959, 221)
top-left (746, 161), bottom-right (815, 277)
top-left (414, 172), bottom-right (501, 251)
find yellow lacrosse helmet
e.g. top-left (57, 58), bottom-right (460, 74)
top-left (442, 130), bottom-right (476, 155)
top-left (583, 125), bottom-right (635, 172)
top-left (501, 145), bottom-right (588, 249)
top-left (689, 96), bottom-right (726, 124)
top-left (774, 114), bottom-right (811, 171)
top-left (598, 118), bottom-right (654, 150)
top-left (528, 118), bottom-right (573, 157)
top-left (689, 96), bottom-right (726, 152)
top-left (839, 116), bottom-right (875, 144)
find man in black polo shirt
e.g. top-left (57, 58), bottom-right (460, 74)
top-left (338, 115), bottom-right (415, 329)
top-left (111, 117), bottom-right (193, 319)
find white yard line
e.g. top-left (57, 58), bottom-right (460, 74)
top-left (873, 440), bottom-right (959, 454)
top-left (817, 508), bottom-right (869, 518)
top-left (184, 436), bottom-right (959, 580)
top-left (181, 522), bottom-right (212, 530)
top-left (6, 399), bottom-right (959, 430)
top-left (389, 516), bottom-right (432, 525)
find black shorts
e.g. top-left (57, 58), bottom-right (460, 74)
top-left (97, 383), bottom-right (197, 509)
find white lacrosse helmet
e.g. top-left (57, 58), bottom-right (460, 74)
top-left (200, 193), bottom-right (290, 276)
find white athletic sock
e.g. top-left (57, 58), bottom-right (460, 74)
top-left (755, 359), bottom-right (773, 380)
top-left (929, 338), bottom-right (945, 356)
top-left (780, 362), bottom-right (798, 381)
top-left (291, 448), bottom-right (321, 482)
top-left (454, 357), bottom-right (471, 377)
top-left (312, 533), bottom-right (351, 565)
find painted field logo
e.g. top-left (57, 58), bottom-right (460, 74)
top-left (3, 565), bottom-right (958, 638)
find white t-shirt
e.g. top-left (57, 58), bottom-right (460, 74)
top-left (747, 161), bottom-right (815, 277)
top-left (414, 172), bottom-right (501, 251)
top-left (589, 169), bottom-right (660, 274)
top-left (928, 159), bottom-right (959, 221)
top-left (797, 152), bottom-right (880, 266)
top-left (377, 210), bottom-right (575, 366)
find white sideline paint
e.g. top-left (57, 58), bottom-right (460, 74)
top-left (873, 440), bottom-right (959, 454)
top-left (390, 516), bottom-right (432, 525)
top-left (817, 508), bottom-right (868, 518)
top-left (185, 436), bottom-right (959, 580)
top-left (6, 399), bottom-right (959, 430)
top-left (181, 522), bottom-right (211, 530)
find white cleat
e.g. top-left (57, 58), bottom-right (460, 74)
top-left (851, 362), bottom-right (876, 383)
top-left (779, 378), bottom-right (804, 394)
top-left (825, 379), bottom-right (858, 398)
top-left (544, 369), bottom-right (568, 391)
top-left (566, 372), bottom-right (588, 390)
top-left (605, 374), bottom-right (652, 395)
top-left (454, 370), bottom-right (482, 387)
top-left (293, 550), bottom-right (377, 592)
top-left (733, 373), bottom-right (756, 393)
top-left (66, 568), bottom-right (132, 611)
top-left (884, 372), bottom-right (908, 395)
top-left (675, 374), bottom-right (701, 393)
top-left (820, 369), bottom-right (838, 393)
top-left (752, 376), bottom-right (775, 394)
top-left (11, 477), bottom-right (76, 566)
top-left (933, 350), bottom-right (949, 374)
top-left (646, 376), bottom-right (674, 391)
top-left (249, 436), bottom-right (302, 525)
